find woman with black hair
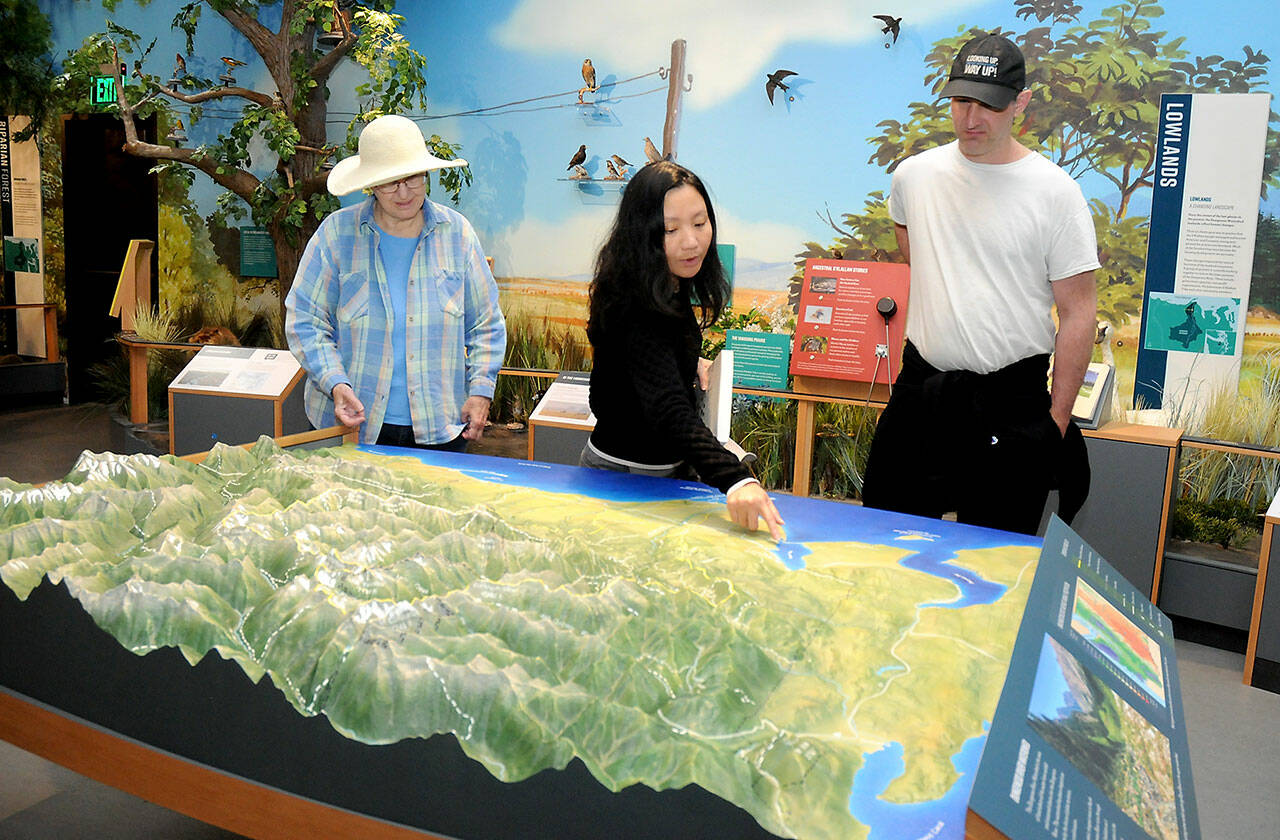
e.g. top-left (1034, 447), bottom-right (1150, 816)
top-left (580, 161), bottom-right (785, 540)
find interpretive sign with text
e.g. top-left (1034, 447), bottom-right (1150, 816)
top-left (967, 516), bottom-right (1199, 840)
top-left (1134, 92), bottom-right (1269, 413)
top-left (788, 259), bottom-right (908, 384)
top-left (170, 345), bottom-right (301, 398)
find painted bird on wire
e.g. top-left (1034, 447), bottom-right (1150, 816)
top-left (765, 69), bottom-right (797, 104)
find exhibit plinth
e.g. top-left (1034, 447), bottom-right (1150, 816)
top-left (168, 345), bottom-right (309, 456)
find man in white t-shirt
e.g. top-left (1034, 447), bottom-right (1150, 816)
top-left (861, 32), bottom-right (1099, 535)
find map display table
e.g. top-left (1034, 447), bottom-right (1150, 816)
top-left (1, 441), bottom-right (1045, 840)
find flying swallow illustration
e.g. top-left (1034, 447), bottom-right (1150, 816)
top-left (569, 164), bottom-right (590, 180)
top-left (643, 136), bottom-right (661, 163)
top-left (582, 58), bottom-right (596, 91)
top-left (874, 15), bottom-right (902, 45)
top-left (765, 69), bottom-right (797, 105)
top-left (566, 144), bottom-right (587, 170)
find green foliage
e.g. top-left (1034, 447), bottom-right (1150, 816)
top-left (0, 0), bottom-right (57, 139)
top-left (1169, 497), bottom-right (1262, 550)
top-left (1251, 213), bottom-right (1280, 313)
top-left (732, 397), bottom-right (797, 491)
top-left (1178, 350), bottom-right (1280, 513)
top-left (491, 311), bottom-right (591, 423)
top-left (701, 307), bottom-right (775, 359)
top-left (810, 402), bottom-right (880, 500)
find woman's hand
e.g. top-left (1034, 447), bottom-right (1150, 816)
top-left (331, 383), bottom-right (366, 428)
top-left (727, 481), bottom-right (786, 541)
top-left (697, 357), bottom-right (712, 390)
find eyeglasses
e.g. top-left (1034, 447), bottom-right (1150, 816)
top-left (371, 175), bottom-right (426, 195)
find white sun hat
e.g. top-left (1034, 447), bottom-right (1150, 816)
top-left (326, 114), bottom-right (468, 196)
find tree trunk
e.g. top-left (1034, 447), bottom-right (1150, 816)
top-left (269, 213), bottom-right (320, 341)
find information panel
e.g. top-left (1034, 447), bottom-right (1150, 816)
top-left (1133, 93), bottom-right (1270, 414)
top-left (171, 345), bottom-right (301, 397)
top-left (788, 259), bottom-right (908, 384)
top-left (967, 516), bottom-right (1199, 840)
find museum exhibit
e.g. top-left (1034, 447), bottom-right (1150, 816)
top-left (2, 1), bottom-right (1280, 839)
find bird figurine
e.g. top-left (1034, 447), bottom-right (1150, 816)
top-left (610, 154), bottom-right (631, 169)
top-left (604, 160), bottom-right (622, 180)
top-left (220, 56), bottom-right (247, 69)
top-left (569, 164), bottom-right (590, 180)
top-left (566, 144), bottom-right (587, 170)
top-left (643, 136), bottom-right (661, 163)
top-left (171, 53), bottom-right (187, 80)
top-left (577, 58), bottom-right (598, 103)
top-left (765, 69), bottom-right (797, 105)
top-left (874, 15), bottom-right (902, 47)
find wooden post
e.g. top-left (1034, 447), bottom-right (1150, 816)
top-left (43, 304), bottom-right (58, 362)
top-left (661, 40), bottom-right (687, 161)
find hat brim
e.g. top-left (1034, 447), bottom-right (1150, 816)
top-left (940, 78), bottom-right (1019, 110)
top-left (327, 152), bottom-right (469, 196)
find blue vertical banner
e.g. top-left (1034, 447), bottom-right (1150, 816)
top-left (1133, 94), bottom-right (1191, 410)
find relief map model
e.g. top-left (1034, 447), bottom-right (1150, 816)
top-left (0, 439), bottom-right (1042, 840)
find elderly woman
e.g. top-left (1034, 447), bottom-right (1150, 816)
top-left (285, 115), bottom-right (506, 451)
top-left (581, 161), bottom-right (785, 540)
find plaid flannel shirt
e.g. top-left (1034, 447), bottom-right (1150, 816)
top-left (285, 197), bottom-right (506, 445)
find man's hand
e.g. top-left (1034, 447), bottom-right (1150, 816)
top-left (726, 481), bottom-right (786, 541)
top-left (331, 383), bottom-right (365, 428)
top-left (461, 396), bottom-right (491, 441)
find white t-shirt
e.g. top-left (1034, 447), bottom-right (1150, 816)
top-left (889, 140), bottom-right (1100, 373)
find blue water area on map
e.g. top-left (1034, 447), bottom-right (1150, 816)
top-left (361, 445), bottom-right (1037, 607)
top-left (848, 726), bottom-right (989, 840)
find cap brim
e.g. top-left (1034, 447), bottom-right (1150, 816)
top-left (940, 78), bottom-right (1018, 110)
top-left (326, 153), bottom-right (470, 196)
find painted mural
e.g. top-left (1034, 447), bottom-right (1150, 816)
top-left (36, 0), bottom-right (1280, 425)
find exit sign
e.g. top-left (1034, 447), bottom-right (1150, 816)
top-left (90, 75), bottom-right (116, 106)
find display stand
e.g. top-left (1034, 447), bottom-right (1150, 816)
top-left (526, 371), bottom-right (594, 465)
top-left (1071, 422), bottom-right (1182, 599)
top-left (1244, 489), bottom-right (1280, 693)
top-left (966, 517), bottom-right (1200, 839)
top-left (168, 345), bottom-right (310, 456)
top-left (108, 239), bottom-right (155, 332)
top-left (786, 259), bottom-right (907, 496)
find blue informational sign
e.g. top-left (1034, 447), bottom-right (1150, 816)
top-left (967, 516), bottom-right (1200, 840)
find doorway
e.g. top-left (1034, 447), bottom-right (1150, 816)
top-left (61, 114), bottom-right (158, 403)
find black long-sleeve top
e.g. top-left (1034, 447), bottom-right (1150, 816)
top-left (587, 304), bottom-right (752, 493)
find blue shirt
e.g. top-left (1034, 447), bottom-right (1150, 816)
top-left (377, 227), bottom-right (418, 425)
top-left (285, 197), bottom-right (507, 444)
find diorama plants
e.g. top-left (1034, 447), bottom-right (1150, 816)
top-left (91, 301), bottom-right (285, 422)
top-left (1171, 349), bottom-right (1280, 550)
top-left (490, 310), bottom-right (591, 424)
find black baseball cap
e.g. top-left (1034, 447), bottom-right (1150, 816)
top-left (939, 33), bottom-right (1025, 109)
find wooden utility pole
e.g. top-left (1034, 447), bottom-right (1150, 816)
top-left (661, 40), bottom-right (687, 161)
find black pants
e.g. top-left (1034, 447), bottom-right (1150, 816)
top-left (375, 423), bottom-right (468, 453)
top-left (861, 342), bottom-right (1083, 536)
